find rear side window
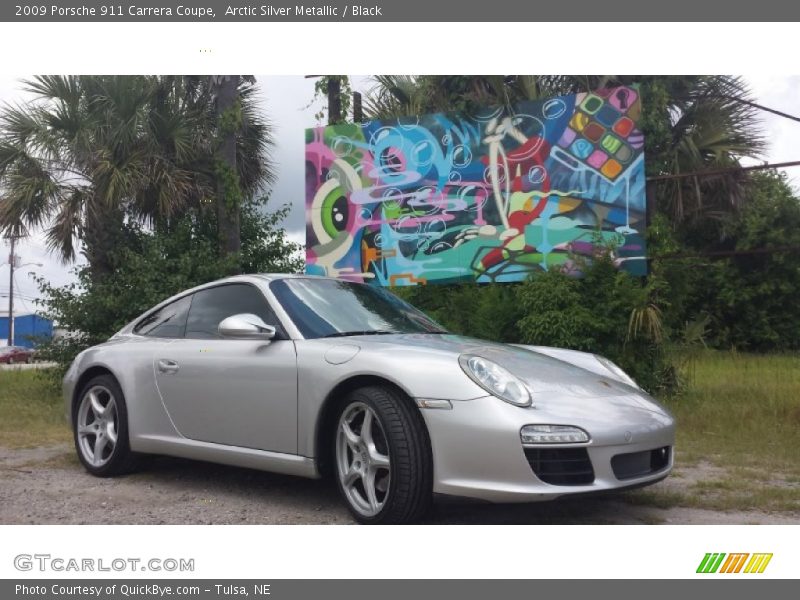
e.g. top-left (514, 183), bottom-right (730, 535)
top-left (185, 283), bottom-right (281, 339)
top-left (134, 295), bottom-right (192, 338)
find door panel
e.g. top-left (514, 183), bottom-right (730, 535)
top-left (153, 338), bottom-right (298, 454)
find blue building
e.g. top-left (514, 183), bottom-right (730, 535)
top-left (0, 313), bottom-right (54, 348)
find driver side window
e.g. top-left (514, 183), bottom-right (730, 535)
top-left (184, 283), bottom-right (283, 340)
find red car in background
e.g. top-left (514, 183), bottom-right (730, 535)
top-left (0, 346), bottom-right (34, 364)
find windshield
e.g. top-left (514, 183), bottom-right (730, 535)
top-left (270, 278), bottom-right (447, 339)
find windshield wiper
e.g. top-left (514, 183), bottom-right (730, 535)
top-left (322, 330), bottom-right (396, 338)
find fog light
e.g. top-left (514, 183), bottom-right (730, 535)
top-left (521, 425), bottom-right (590, 444)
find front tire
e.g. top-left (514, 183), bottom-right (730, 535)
top-left (333, 386), bottom-right (432, 524)
top-left (73, 374), bottom-right (141, 477)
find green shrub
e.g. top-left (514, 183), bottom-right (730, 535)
top-left (685, 171), bottom-right (800, 351)
top-left (515, 254), bottom-right (674, 394)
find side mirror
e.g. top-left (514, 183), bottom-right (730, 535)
top-left (218, 313), bottom-right (277, 340)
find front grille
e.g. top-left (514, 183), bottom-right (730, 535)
top-left (611, 446), bottom-right (671, 481)
top-left (524, 447), bottom-right (595, 486)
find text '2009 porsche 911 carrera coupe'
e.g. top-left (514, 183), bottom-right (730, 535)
top-left (64, 274), bottom-right (674, 523)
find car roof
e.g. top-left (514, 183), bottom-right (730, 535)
top-left (252, 273), bottom-right (324, 282)
top-left (114, 273), bottom-right (336, 337)
top-left (166, 272), bottom-right (326, 293)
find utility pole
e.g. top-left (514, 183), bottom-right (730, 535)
top-left (305, 75), bottom-right (347, 125)
top-left (353, 91), bottom-right (363, 123)
top-left (7, 236), bottom-right (16, 347)
top-left (327, 77), bottom-right (342, 125)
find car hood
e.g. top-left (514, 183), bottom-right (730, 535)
top-left (344, 333), bottom-right (664, 413)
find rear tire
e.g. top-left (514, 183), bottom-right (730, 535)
top-left (73, 374), bottom-right (143, 477)
top-left (332, 385), bottom-right (432, 524)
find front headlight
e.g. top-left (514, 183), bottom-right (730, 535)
top-left (594, 355), bottom-right (639, 389)
top-left (459, 354), bottom-right (532, 407)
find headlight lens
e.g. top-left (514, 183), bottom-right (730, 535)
top-left (459, 354), bottom-right (532, 407)
top-left (595, 355), bottom-right (639, 389)
top-left (521, 424), bottom-right (590, 444)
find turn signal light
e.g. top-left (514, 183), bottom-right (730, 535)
top-left (520, 425), bottom-right (590, 444)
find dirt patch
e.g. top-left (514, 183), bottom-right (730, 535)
top-left (1, 444), bottom-right (798, 525)
top-left (624, 458), bottom-right (800, 514)
top-left (0, 444), bottom-right (349, 525)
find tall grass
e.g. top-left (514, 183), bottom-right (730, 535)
top-left (0, 369), bottom-right (68, 447)
top-left (664, 351), bottom-right (800, 474)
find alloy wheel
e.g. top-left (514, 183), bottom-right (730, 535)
top-left (335, 402), bottom-right (392, 517)
top-left (76, 386), bottom-right (119, 467)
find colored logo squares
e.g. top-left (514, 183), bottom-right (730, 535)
top-left (615, 144), bottom-right (633, 163)
top-left (601, 133), bottom-right (623, 154)
top-left (613, 116), bottom-right (634, 137)
top-left (553, 85), bottom-right (643, 181)
top-left (569, 111), bottom-right (589, 132)
top-left (609, 87), bottom-right (638, 111)
top-left (600, 159), bottom-right (623, 179)
top-left (569, 138), bottom-right (594, 160)
top-left (580, 93), bottom-right (604, 115)
top-left (696, 553), bottom-right (773, 574)
top-left (557, 127), bottom-right (577, 149)
top-left (587, 149), bottom-right (608, 169)
top-left (583, 122), bottom-right (605, 143)
top-left (595, 104), bottom-right (621, 128)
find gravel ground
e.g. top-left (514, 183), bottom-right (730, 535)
top-left (1, 444), bottom-right (798, 525)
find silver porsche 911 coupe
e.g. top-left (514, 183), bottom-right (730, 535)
top-left (64, 274), bottom-right (675, 524)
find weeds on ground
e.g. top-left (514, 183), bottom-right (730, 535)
top-left (0, 369), bottom-right (68, 447)
top-left (627, 351), bottom-right (800, 514)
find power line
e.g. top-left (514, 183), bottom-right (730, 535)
top-left (646, 91), bottom-right (800, 183)
top-left (0, 286), bottom-right (39, 301)
top-left (646, 160), bottom-right (800, 183)
top-left (719, 95), bottom-right (800, 124)
top-left (0, 293), bottom-right (39, 302)
top-left (659, 245), bottom-right (800, 260)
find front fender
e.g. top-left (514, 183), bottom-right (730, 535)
top-left (294, 339), bottom-right (488, 458)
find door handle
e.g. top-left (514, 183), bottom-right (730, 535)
top-left (157, 359), bottom-right (180, 374)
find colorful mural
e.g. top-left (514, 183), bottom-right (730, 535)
top-left (305, 86), bottom-right (647, 286)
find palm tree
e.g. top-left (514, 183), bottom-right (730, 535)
top-left (175, 75), bottom-right (276, 268)
top-left (650, 76), bottom-right (765, 228)
top-left (364, 75), bottom-right (571, 118)
top-left (363, 75), bottom-right (428, 120)
top-left (0, 75), bottom-right (275, 278)
top-left (210, 75), bottom-right (241, 265)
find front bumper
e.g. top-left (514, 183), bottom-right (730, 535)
top-left (419, 394), bottom-right (675, 503)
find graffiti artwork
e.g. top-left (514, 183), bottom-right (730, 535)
top-left (305, 85), bottom-right (647, 286)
